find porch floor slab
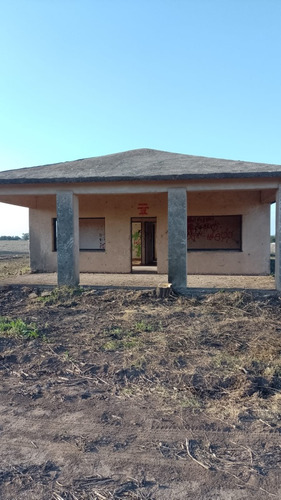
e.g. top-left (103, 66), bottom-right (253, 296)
top-left (0, 273), bottom-right (276, 290)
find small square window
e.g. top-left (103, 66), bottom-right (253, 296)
top-left (79, 218), bottom-right (105, 251)
top-left (53, 218), bottom-right (105, 251)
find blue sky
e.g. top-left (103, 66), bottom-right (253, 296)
top-left (0, 0), bottom-right (280, 235)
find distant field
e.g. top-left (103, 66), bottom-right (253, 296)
top-left (0, 241), bottom-right (30, 279)
top-left (0, 240), bottom-right (29, 255)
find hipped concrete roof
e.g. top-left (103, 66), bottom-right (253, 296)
top-left (0, 149), bottom-right (281, 184)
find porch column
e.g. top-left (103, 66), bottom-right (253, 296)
top-left (168, 188), bottom-right (187, 289)
top-left (276, 186), bottom-right (281, 291)
top-left (56, 191), bottom-right (79, 287)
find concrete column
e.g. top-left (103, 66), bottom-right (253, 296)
top-left (56, 192), bottom-right (79, 287)
top-left (275, 187), bottom-right (281, 291)
top-left (168, 188), bottom-right (187, 289)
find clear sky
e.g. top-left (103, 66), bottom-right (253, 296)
top-left (0, 0), bottom-right (280, 235)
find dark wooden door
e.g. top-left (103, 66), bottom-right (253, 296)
top-left (144, 222), bottom-right (156, 265)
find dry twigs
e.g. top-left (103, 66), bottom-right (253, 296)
top-left (185, 438), bottom-right (210, 470)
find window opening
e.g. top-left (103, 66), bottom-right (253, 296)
top-left (187, 215), bottom-right (242, 251)
top-left (53, 218), bottom-right (105, 251)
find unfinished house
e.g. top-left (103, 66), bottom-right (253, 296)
top-left (0, 149), bottom-right (280, 289)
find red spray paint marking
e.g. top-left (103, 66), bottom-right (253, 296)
top-left (137, 203), bottom-right (149, 215)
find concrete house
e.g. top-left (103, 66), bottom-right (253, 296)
top-left (0, 148), bottom-right (280, 290)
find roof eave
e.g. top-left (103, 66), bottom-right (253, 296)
top-left (0, 171), bottom-right (281, 185)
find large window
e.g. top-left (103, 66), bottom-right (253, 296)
top-left (187, 215), bottom-right (242, 251)
top-left (53, 218), bottom-right (105, 251)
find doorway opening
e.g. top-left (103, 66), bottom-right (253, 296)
top-left (131, 218), bottom-right (157, 273)
top-left (270, 202), bottom-right (276, 275)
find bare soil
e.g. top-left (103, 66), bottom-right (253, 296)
top-left (1, 244), bottom-right (281, 499)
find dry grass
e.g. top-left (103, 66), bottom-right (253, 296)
top-left (83, 290), bottom-right (281, 426)
top-left (0, 255), bottom-right (30, 280)
top-left (1, 286), bottom-right (281, 499)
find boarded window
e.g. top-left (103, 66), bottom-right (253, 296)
top-left (53, 218), bottom-right (105, 251)
top-left (79, 218), bottom-right (105, 251)
top-left (187, 216), bottom-right (241, 251)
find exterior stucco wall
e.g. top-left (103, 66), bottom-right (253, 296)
top-left (29, 190), bottom-right (270, 275)
top-left (78, 193), bottom-right (168, 273)
top-left (187, 191), bottom-right (270, 275)
top-left (29, 193), bottom-right (168, 274)
top-left (29, 196), bottom-right (57, 272)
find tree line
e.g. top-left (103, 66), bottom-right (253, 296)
top-left (0, 233), bottom-right (29, 241)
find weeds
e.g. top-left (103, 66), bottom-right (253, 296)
top-left (210, 353), bottom-right (241, 370)
top-left (19, 265), bottom-right (30, 275)
top-left (134, 320), bottom-right (153, 332)
top-left (38, 286), bottom-right (84, 305)
top-left (0, 317), bottom-right (39, 339)
top-left (101, 329), bottom-right (142, 352)
top-left (179, 395), bottom-right (202, 410)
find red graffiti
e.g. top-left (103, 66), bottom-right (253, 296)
top-left (138, 203), bottom-right (149, 215)
top-left (187, 217), bottom-right (237, 244)
top-left (206, 231), bottom-right (234, 243)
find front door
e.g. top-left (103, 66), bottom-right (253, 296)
top-left (131, 218), bottom-right (157, 268)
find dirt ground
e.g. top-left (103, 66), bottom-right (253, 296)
top-left (0, 241), bottom-right (30, 281)
top-left (1, 243), bottom-right (281, 500)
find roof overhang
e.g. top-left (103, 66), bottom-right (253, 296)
top-left (0, 149), bottom-right (281, 185)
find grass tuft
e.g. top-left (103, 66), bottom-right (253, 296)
top-left (38, 286), bottom-right (84, 305)
top-left (0, 317), bottom-right (39, 339)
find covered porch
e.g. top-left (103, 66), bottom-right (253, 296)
top-left (53, 182), bottom-right (277, 290)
